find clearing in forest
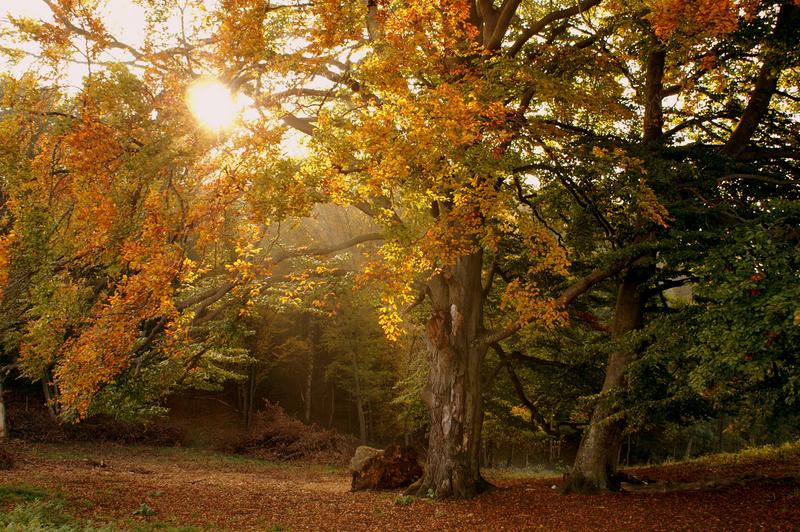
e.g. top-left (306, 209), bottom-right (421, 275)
top-left (1, 442), bottom-right (799, 531)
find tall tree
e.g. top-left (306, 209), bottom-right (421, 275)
top-left (561, 0), bottom-right (800, 492)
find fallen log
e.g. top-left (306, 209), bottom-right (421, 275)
top-left (350, 444), bottom-right (422, 491)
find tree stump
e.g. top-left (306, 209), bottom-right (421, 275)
top-left (350, 444), bottom-right (422, 491)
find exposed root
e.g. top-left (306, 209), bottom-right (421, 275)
top-left (560, 470), bottom-right (622, 495)
top-left (405, 472), bottom-right (493, 499)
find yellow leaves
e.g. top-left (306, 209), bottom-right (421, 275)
top-left (519, 223), bottom-right (571, 277)
top-left (357, 243), bottom-right (428, 341)
top-left (217, 0), bottom-right (272, 62)
top-left (308, 0), bottom-right (365, 51)
top-left (500, 279), bottom-right (568, 330)
top-left (378, 287), bottom-right (416, 342)
top-left (510, 405), bottom-right (531, 422)
top-left (239, 298), bottom-right (256, 317)
top-left (225, 223), bottom-right (264, 283)
top-left (636, 179), bottom-right (671, 228)
top-left (180, 257), bottom-right (201, 285)
top-left (380, 0), bottom-right (478, 60)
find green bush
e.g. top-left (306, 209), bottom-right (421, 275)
top-left (393, 495), bottom-right (415, 506)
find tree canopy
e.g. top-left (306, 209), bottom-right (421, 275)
top-left (0, 0), bottom-right (797, 498)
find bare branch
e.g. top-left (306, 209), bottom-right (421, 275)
top-left (491, 342), bottom-right (555, 436)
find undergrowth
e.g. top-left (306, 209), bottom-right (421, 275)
top-left (0, 483), bottom-right (200, 531)
top-left (0, 484), bottom-right (49, 503)
top-left (661, 439), bottom-right (800, 468)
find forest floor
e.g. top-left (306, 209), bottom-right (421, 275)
top-left (1, 441), bottom-right (799, 531)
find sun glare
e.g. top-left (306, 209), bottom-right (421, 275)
top-left (186, 78), bottom-right (238, 131)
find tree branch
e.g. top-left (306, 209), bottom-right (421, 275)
top-left (491, 342), bottom-right (555, 436)
top-left (508, 0), bottom-right (604, 57)
top-left (723, 3), bottom-right (800, 157)
top-left (481, 251), bottom-right (645, 346)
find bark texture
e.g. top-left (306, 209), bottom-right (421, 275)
top-left (563, 262), bottom-right (651, 493)
top-left (410, 250), bottom-right (490, 498)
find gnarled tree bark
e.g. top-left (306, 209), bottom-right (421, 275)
top-left (408, 250), bottom-right (491, 498)
top-left (562, 259), bottom-right (652, 493)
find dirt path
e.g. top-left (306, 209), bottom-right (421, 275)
top-left (3, 442), bottom-right (800, 530)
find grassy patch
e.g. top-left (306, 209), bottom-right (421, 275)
top-left (0, 500), bottom-right (78, 530)
top-left (667, 439), bottom-right (800, 468)
top-left (0, 499), bottom-right (204, 532)
top-left (0, 483), bottom-right (49, 503)
top-left (393, 495), bottom-right (415, 506)
top-left (127, 522), bottom-right (202, 532)
top-left (483, 465), bottom-right (563, 481)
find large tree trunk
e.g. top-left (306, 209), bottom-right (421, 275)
top-left (563, 261), bottom-right (651, 493)
top-left (409, 250), bottom-right (490, 498)
top-left (563, 45), bottom-right (664, 494)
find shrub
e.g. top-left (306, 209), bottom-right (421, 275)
top-left (231, 401), bottom-right (356, 464)
top-left (7, 402), bottom-right (185, 446)
top-left (393, 495), bottom-right (415, 506)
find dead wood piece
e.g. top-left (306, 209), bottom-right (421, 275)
top-left (622, 475), bottom-right (800, 494)
top-left (351, 444), bottom-right (423, 491)
top-left (84, 458), bottom-right (108, 468)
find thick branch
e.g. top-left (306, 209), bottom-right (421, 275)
top-left (272, 232), bottom-right (383, 263)
top-left (492, 342), bottom-right (555, 436)
top-left (487, 0), bottom-right (523, 51)
top-left (723, 3), bottom-right (800, 157)
top-left (643, 48), bottom-right (666, 144)
top-left (508, 0), bottom-right (603, 57)
top-left (481, 252), bottom-right (643, 346)
top-left (281, 113), bottom-right (316, 136)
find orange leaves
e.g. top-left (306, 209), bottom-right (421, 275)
top-left (499, 279), bottom-right (568, 330)
top-left (0, 231), bottom-right (16, 295)
top-left (217, 0), bottom-right (273, 61)
top-left (308, 0), bottom-right (365, 50)
top-left (646, 0), bottom-right (755, 40)
top-left (635, 179), bottom-right (671, 228)
top-left (380, 0), bottom-right (478, 59)
top-left (31, 115), bottom-right (126, 259)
